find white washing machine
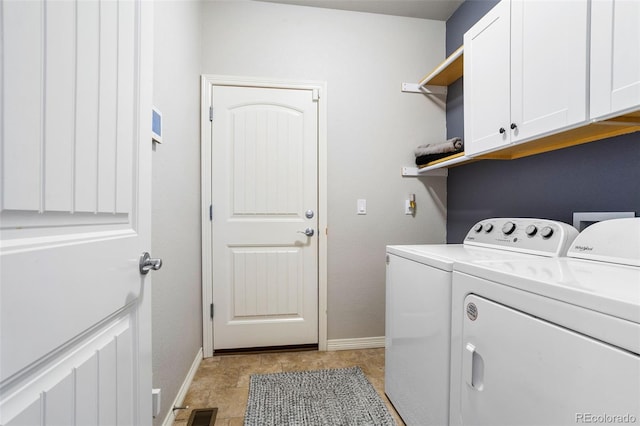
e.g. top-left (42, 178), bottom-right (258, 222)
top-left (385, 218), bottom-right (579, 426)
top-left (449, 217), bottom-right (640, 426)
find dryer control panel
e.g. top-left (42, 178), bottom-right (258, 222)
top-left (463, 218), bottom-right (579, 257)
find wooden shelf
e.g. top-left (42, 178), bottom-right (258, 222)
top-left (418, 45), bottom-right (464, 87)
top-left (402, 152), bottom-right (474, 176)
top-left (404, 44), bottom-right (640, 174)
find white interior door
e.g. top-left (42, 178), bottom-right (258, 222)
top-left (209, 84), bottom-right (319, 351)
top-left (0, 1), bottom-right (153, 424)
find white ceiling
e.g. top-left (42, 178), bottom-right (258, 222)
top-left (255, 0), bottom-right (464, 21)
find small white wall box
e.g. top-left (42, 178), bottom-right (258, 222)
top-left (152, 107), bottom-right (163, 143)
top-left (572, 212), bottom-right (635, 231)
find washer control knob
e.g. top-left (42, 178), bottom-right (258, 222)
top-left (502, 221), bottom-right (516, 235)
top-left (484, 223), bottom-right (494, 233)
top-left (525, 225), bottom-right (538, 236)
top-left (540, 226), bottom-right (554, 239)
top-left (474, 223), bottom-right (483, 233)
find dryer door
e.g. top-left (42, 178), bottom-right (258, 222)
top-left (459, 294), bottom-right (640, 425)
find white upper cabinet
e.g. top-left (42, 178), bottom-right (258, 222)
top-left (463, 0), bottom-right (511, 157)
top-left (464, 0), bottom-right (589, 157)
top-left (590, 0), bottom-right (640, 120)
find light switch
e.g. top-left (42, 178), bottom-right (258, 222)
top-left (357, 199), bottom-right (367, 215)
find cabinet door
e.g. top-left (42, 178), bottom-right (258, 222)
top-left (591, 0), bottom-right (640, 120)
top-left (510, 0), bottom-right (588, 142)
top-left (464, 0), bottom-right (511, 157)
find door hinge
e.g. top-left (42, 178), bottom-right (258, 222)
top-left (209, 204), bottom-right (213, 221)
top-left (209, 106), bottom-right (214, 122)
top-left (312, 89), bottom-right (320, 101)
top-left (210, 303), bottom-right (214, 319)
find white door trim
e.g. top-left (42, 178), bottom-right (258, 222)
top-left (200, 75), bottom-right (328, 357)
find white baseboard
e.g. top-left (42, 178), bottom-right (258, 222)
top-left (160, 347), bottom-right (203, 426)
top-left (326, 336), bottom-right (385, 351)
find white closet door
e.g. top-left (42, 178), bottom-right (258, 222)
top-left (209, 84), bottom-right (319, 351)
top-left (0, 1), bottom-right (154, 424)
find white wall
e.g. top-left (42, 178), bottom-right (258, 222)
top-left (152, 2), bottom-right (203, 425)
top-left (201, 0), bottom-right (448, 340)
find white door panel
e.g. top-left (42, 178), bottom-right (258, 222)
top-left (0, 1), bottom-right (153, 424)
top-left (211, 85), bottom-right (318, 350)
top-left (463, 0), bottom-right (511, 156)
top-left (510, 0), bottom-right (587, 141)
top-left (591, 0), bottom-right (640, 119)
top-left (610, 0), bottom-right (640, 112)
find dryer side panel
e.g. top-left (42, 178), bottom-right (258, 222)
top-left (385, 254), bottom-right (451, 426)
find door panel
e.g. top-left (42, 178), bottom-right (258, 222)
top-left (463, 0), bottom-right (511, 156)
top-left (591, 0), bottom-right (640, 119)
top-left (459, 295), bottom-right (640, 425)
top-left (510, 0), bottom-right (588, 141)
top-left (610, 1), bottom-right (640, 113)
top-left (211, 85), bottom-right (318, 350)
top-left (0, 1), bottom-right (152, 424)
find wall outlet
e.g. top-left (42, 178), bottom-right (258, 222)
top-left (405, 200), bottom-right (413, 215)
top-left (152, 388), bottom-right (161, 417)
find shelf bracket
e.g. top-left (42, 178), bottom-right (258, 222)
top-left (401, 166), bottom-right (448, 177)
top-left (401, 83), bottom-right (447, 96)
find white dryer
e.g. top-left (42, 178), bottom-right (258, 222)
top-left (449, 218), bottom-right (640, 426)
top-left (385, 218), bottom-right (578, 425)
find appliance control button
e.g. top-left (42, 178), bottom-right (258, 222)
top-left (474, 223), bottom-right (483, 233)
top-left (502, 221), bottom-right (516, 235)
top-left (484, 223), bottom-right (494, 232)
top-left (525, 225), bottom-right (538, 236)
top-left (540, 226), bottom-right (554, 239)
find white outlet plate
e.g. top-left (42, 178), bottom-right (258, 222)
top-left (405, 200), bottom-right (413, 215)
top-left (152, 388), bottom-right (161, 417)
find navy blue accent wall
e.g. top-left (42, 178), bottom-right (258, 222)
top-left (445, 0), bottom-right (640, 243)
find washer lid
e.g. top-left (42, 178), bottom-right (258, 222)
top-left (386, 244), bottom-right (539, 271)
top-left (568, 217), bottom-right (640, 266)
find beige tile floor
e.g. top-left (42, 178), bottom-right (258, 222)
top-left (173, 348), bottom-right (405, 426)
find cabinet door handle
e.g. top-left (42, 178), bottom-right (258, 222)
top-left (510, 123), bottom-right (517, 130)
top-left (499, 127), bottom-right (506, 134)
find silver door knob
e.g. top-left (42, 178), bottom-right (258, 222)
top-left (297, 228), bottom-right (315, 237)
top-left (139, 252), bottom-right (163, 275)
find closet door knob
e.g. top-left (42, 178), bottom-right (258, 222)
top-left (499, 127), bottom-right (506, 134)
top-left (510, 123), bottom-right (517, 130)
top-left (139, 252), bottom-right (163, 275)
